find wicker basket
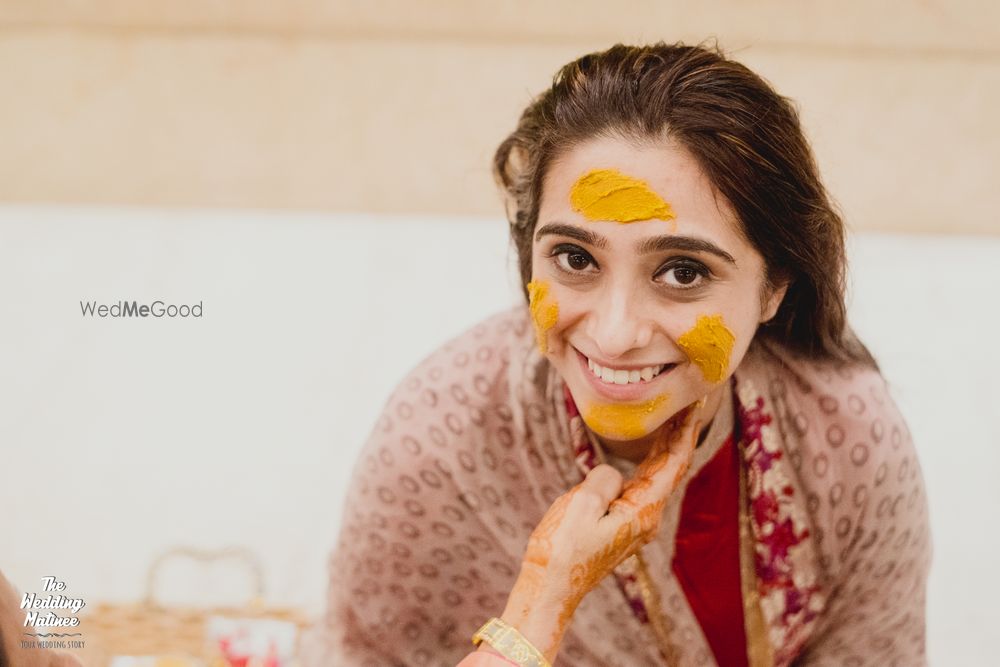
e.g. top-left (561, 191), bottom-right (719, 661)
top-left (72, 547), bottom-right (310, 667)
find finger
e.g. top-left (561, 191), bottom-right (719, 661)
top-left (646, 399), bottom-right (703, 458)
top-left (640, 414), bottom-right (700, 503)
top-left (612, 403), bottom-right (704, 513)
top-left (577, 464), bottom-right (623, 518)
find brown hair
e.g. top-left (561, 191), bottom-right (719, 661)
top-left (493, 41), bottom-right (875, 367)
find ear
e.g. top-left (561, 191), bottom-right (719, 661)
top-left (761, 278), bottom-right (789, 323)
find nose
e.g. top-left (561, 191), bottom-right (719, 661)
top-left (584, 280), bottom-right (654, 360)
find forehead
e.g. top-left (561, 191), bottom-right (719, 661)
top-left (539, 135), bottom-right (744, 243)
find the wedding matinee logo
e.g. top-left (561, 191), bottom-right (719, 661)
top-left (19, 576), bottom-right (86, 650)
top-left (80, 299), bottom-right (203, 318)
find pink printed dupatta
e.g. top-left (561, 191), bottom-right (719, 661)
top-left (300, 306), bottom-right (931, 666)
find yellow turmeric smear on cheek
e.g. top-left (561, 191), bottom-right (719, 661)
top-left (677, 314), bottom-right (736, 384)
top-left (569, 168), bottom-right (676, 225)
top-left (526, 280), bottom-right (559, 354)
top-left (583, 394), bottom-right (669, 440)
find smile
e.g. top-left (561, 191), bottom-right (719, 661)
top-left (587, 358), bottom-right (668, 385)
top-left (573, 348), bottom-right (678, 402)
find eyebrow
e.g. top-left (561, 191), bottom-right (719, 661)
top-left (535, 223), bottom-right (737, 265)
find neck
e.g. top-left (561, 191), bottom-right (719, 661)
top-left (595, 382), bottom-right (728, 465)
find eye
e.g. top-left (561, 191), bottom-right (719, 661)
top-left (655, 260), bottom-right (710, 289)
top-left (549, 244), bottom-right (598, 274)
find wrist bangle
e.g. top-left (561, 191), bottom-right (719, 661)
top-left (471, 617), bottom-right (553, 667)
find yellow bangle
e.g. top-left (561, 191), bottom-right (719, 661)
top-left (471, 617), bottom-right (553, 667)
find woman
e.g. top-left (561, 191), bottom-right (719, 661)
top-left (300, 42), bottom-right (930, 666)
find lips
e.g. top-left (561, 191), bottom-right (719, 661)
top-left (574, 348), bottom-right (676, 401)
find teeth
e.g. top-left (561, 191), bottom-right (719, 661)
top-left (588, 358), bottom-right (667, 385)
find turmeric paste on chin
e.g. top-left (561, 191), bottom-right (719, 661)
top-left (583, 394), bottom-right (670, 440)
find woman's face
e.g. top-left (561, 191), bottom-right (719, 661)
top-left (529, 135), bottom-right (785, 450)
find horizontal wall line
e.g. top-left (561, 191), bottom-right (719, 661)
top-left (1, 21), bottom-right (999, 63)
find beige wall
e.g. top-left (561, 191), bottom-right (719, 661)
top-left (1, 1), bottom-right (997, 234)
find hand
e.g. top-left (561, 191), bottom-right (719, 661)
top-left (494, 402), bottom-right (705, 662)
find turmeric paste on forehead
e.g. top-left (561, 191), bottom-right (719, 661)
top-left (570, 169), bottom-right (676, 225)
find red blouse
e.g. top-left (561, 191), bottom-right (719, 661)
top-left (671, 434), bottom-right (749, 667)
